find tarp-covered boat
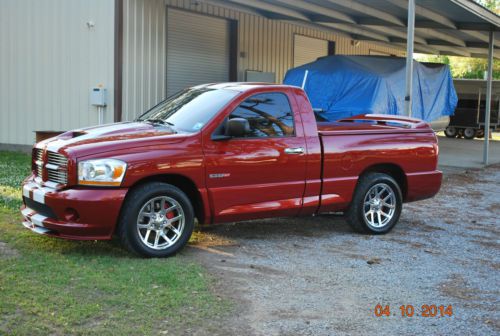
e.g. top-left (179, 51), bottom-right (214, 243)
top-left (283, 55), bottom-right (458, 123)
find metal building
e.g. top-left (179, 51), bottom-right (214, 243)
top-left (0, 0), bottom-right (402, 150)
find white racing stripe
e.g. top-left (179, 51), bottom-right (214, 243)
top-left (44, 181), bottom-right (59, 189)
top-left (22, 221), bottom-right (51, 234)
top-left (46, 139), bottom-right (66, 153)
top-left (23, 184), bottom-right (31, 198)
top-left (23, 181), bottom-right (56, 204)
top-left (32, 226), bottom-right (51, 234)
top-left (32, 188), bottom-right (47, 204)
top-left (21, 207), bottom-right (34, 217)
top-left (30, 214), bottom-right (47, 227)
top-left (22, 221), bottom-right (34, 229)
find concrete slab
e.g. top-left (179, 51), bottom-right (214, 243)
top-left (437, 134), bottom-right (500, 168)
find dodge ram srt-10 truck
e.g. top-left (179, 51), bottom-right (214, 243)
top-left (21, 83), bottom-right (442, 257)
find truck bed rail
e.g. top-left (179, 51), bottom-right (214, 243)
top-left (337, 114), bottom-right (429, 129)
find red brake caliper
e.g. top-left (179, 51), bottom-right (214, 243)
top-left (165, 203), bottom-right (175, 219)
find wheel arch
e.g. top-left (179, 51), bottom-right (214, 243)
top-left (124, 174), bottom-right (206, 224)
top-left (359, 163), bottom-right (407, 200)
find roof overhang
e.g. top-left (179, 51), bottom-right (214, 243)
top-left (206, 0), bottom-right (500, 58)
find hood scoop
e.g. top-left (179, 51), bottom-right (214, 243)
top-left (57, 130), bottom-right (87, 140)
top-left (71, 131), bottom-right (87, 138)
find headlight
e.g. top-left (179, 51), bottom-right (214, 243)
top-left (78, 159), bottom-right (127, 186)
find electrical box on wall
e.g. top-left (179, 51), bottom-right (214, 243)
top-left (90, 87), bottom-right (107, 106)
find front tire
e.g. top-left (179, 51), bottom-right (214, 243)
top-left (346, 173), bottom-right (402, 234)
top-left (118, 182), bottom-right (194, 257)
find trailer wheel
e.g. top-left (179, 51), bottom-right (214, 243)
top-left (444, 126), bottom-right (457, 138)
top-left (464, 128), bottom-right (476, 140)
top-left (346, 173), bottom-right (402, 234)
top-left (476, 129), bottom-right (485, 138)
top-left (118, 182), bottom-right (195, 258)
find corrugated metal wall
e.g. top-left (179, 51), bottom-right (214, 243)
top-left (122, 0), bottom-right (404, 121)
top-left (122, 0), bottom-right (166, 123)
top-left (293, 35), bottom-right (329, 67)
top-left (0, 0), bottom-right (115, 146)
top-left (166, 8), bottom-right (230, 96)
top-left (0, 0), bottom-right (405, 146)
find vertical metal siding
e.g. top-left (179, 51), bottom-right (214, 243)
top-left (0, 0), bottom-right (405, 146)
top-left (0, 0), bottom-right (115, 146)
top-left (166, 8), bottom-right (230, 96)
top-left (122, 0), bottom-right (405, 121)
top-left (122, 0), bottom-right (166, 121)
top-left (293, 35), bottom-right (329, 67)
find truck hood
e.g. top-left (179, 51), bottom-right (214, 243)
top-left (37, 122), bottom-right (189, 158)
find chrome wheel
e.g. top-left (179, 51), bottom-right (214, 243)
top-left (363, 183), bottom-right (396, 229)
top-left (136, 196), bottom-right (185, 250)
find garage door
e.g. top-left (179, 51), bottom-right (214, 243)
top-left (293, 35), bottom-right (329, 67)
top-left (167, 9), bottom-right (230, 96)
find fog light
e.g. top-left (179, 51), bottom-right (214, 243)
top-left (64, 208), bottom-right (80, 222)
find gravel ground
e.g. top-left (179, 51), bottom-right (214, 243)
top-left (185, 165), bottom-right (499, 336)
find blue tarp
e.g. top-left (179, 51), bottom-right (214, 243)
top-left (283, 55), bottom-right (457, 122)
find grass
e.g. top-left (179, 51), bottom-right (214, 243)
top-left (0, 151), bottom-right (228, 335)
top-left (0, 151), bottom-right (31, 211)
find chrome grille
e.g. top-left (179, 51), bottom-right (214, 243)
top-left (36, 164), bottom-right (43, 178)
top-left (32, 149), bottom-right (68, 185)
top-left (47, 168), bottom-right (68, 184)
top-left (47, 152), bottom-right (68, 168)
top-left (34, 149), bottom-right (43, 178)
top-left (46, 151), bottom-right (68, 185)
top-left (35, 148), bottom-right (43, 161)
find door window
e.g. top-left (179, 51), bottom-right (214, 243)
top-left (228, 93), bottom-right (295, 138)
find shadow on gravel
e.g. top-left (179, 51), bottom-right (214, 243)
top-left (195, 213), bottom-right (353, 241)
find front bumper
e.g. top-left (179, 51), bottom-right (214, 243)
top-left (21, 179), bottom-right (128, 240)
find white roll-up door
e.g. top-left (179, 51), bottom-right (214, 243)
top-left (167, 9), bottom-right (230, 96)
top-left (293, 35), bottom-right (329, 67)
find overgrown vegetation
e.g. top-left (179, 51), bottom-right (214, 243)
top-left (416, 54), bottom-right (500, 80)
top-left (475, 0), bottom-right (499, 14)
top-left (415, 0), bottom-right (500, 80)
top-left (0, 151), bottom-right (226, 335)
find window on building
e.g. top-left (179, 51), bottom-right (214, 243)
top-left (229, 93), bottom-right (295, 138)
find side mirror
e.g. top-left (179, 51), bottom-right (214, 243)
top-left (226, 118), bottom-right (249, 138)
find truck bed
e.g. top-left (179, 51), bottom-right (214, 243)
top-left (315, 113), bottom-right (440, 213)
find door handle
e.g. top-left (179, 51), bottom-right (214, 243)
top-left (284, 147), bottom-right (305, 154)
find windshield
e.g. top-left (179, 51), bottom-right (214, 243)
top-left (136, 87), bottom-right (239, 133)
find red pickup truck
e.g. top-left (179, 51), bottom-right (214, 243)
top-left (21, 83), bottom-right (442, 257)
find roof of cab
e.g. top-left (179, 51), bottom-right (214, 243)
top-left (193, 82), bottom-right (297, 92)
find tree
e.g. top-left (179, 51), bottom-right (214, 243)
top-left (474, 0), bottom-right (500, 13)
top-left (415, 54), bottom-right (500, 80)
top-left (415, 0), bottom-right (500, 79)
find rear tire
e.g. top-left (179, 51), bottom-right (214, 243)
top-left (346, 173), bottom-right (402, 234)
top-left (463, 127), bottom-right (476, 140)
top-left (118, 182), bottom-right (194, 258)
top-left (444, 126), bottom-right (457, 138)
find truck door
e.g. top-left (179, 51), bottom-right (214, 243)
top-left (203, 91), bottom-right (307, 223)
